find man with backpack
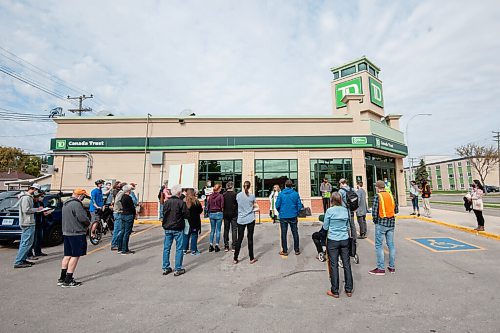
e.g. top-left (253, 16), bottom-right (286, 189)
top-left (276, 179), bottom-right (303, 256)
top-left (338, 179), bottom-right (359, 258)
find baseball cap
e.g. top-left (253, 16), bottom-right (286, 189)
top-left (73, 188), bottom-right (88, 196)
top-left (30, 183), bottom-right (42, 190)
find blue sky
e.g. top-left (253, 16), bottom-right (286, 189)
top-left (0, 0), bottom-right (499, 159)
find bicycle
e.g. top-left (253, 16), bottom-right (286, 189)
top-left (89, 206), bottom-right (114, 245)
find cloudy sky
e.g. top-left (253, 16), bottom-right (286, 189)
top-left (0, 0), bottom-right (499, 161)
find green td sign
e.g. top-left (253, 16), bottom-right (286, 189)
top-left (335, 77), bottom-right (362, 108)
top-left (351, 137), bottom-right (368, 145)
top-left (369, 77), bottom-right (384, 108)
top-left (55, 140), bottom-right (67, 149)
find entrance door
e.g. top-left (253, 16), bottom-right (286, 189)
top-left (365, 153), bottom-right (398, 206)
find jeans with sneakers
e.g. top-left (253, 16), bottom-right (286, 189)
top-left (14, 225), bottom-right (36, 265)
top-left (163, 230), bottom-right (184, 271)
top-left (209, 212), bottom-right (223, 245)
top-left (111, 213), bottom-right (122, 248)
top-left (375, 224), bottom-right (395, 270)
top-left (280, 217), bottom-right (299, 253)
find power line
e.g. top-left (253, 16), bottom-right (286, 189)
top-left (0, 65), bottom-right (78, 107)
top-left (0, 46), bottom-right (93, 97)
top-left (0, 45), bottom-right (105, 107)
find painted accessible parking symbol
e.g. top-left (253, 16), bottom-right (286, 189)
top-left (408, 237), bottom-right (484, 252)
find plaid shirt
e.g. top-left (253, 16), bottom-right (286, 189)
top-left (372, 192), bottom-right (396, 228)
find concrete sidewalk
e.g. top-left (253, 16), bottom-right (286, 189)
top-left (399, 206), bottom-right (500, 240)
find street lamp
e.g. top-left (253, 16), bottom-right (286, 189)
top-left (405, 113), bottom-right (432, 186)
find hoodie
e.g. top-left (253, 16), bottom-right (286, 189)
top-left (62, 197), bottom-right (91, 236)
top-left (276, 188), bottom-right (303, 219)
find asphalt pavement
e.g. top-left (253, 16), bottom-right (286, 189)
top-left (0, 220), bottom-right (499, 333)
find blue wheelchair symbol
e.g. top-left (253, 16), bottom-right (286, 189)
top-left (409, 237), bottom-right (483, 252)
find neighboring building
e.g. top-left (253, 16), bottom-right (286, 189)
top-left (4, 174), bottom-right (52, 192)
top-left (0, 171), bottom-right (36, 191)
top-left (404, 156), bottom-right (499, 191)
top-left (49, 56), bottom-right (408, 216)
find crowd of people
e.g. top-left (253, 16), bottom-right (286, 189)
top-left (11, 174), bottom-right (487, 295)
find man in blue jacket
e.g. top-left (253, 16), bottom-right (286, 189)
top-left (276, 179), bottom-right (303, 256)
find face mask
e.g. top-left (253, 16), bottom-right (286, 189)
top-left (34, 190), bottom-right (40, 196)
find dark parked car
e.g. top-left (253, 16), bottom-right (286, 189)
top-left (0, 192), bottom-right (90, 246)
top-left (485, 185), bottom-right (499, 193)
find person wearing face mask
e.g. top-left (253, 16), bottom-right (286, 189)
top-left (58, 188), bottom-right (91, 287)
top-left (13, 183), bottom-right (44, 268)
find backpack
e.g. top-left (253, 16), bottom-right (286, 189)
top-left (340, 188), bottom-right (359, 212)
top-left (158, 186), bottom-right (164, 201)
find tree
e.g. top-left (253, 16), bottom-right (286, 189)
top-left (0, 146), bottom-right (41, 177)
top-left (456, 143), bottom-right (499, 186)
top-left (414, 159), bottom-right (429, 183)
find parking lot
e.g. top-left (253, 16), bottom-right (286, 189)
top-left (1, 218), bottom-right (499, 333)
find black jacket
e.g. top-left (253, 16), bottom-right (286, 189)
top-left (121, 194), bottom-right (136, 216)
top-left (188, 201), bottom-right (203, 231)
top-left (223, 190), bottom-right (238, 218)
top-left (162, 196), bottom-right (189, 231)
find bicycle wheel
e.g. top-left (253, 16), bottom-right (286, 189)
top-left (89, 221), bottom-right (103, 245)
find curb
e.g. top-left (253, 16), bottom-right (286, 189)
top-left (411, 216), bottom-right (500, 241)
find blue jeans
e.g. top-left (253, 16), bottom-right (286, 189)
top-left (162, 229), bottom-right (184, 271)
top-left (183, 231), bottom-right (199, 253)
top-left (159, 203), bottom-right (164, 219)
top-left (209, 212), bottom-right (223, 245)
top-left (29, 223), bottom-right (44, 256)
top-left (411, 197), bottom-right (419, 211)
top-left (118, 214), bottom-right (134, 252)
top-left (375, 224), bottom-right (395, 269)
top-left (14, 225), bottom-right (36, 265)
top-left (280, 217), bottom-right (299, 253)
top-left (111, 213), bottom-right (122, 248)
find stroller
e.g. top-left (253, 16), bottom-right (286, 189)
top-left (317, 214), bottom-right (360, 268)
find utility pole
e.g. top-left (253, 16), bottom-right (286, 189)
top-left (494, 131), bottom-right (500, 187)
top-left (67, 94), bottom-right (93, 116)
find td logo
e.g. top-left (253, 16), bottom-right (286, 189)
top-left (55, 140), bottom-right (67, 149)
top-left (335, 77), bottom-right (362, 108)
top-left (369, 78), bottom-right (384, 108)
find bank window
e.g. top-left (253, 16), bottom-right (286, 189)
top-left (198, 160), bottom-right (242, 192)
top-left (358, 62), bottom-right (367, 71)
top-left (255, 159), bottom-right (298, 197)
top-left (450, 184), bottom-right (456, 190)
top-left (333, 71), bottom-right (339, 80)
top-left (368, 65), bottom-right (377, 77)
top-left (341, 66), bottom-right (356, 77)
top-left (447, 163), bottom-right (453, 168)
top-left (310, 159), bottom-right (353, 197)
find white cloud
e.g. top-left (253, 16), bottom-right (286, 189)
top-left (0, 0), bottom-right (499, 158)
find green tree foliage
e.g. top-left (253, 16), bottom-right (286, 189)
top-left (414, 159), bottom-right (429, 183)
top-left (0, 146), bottom-right (41, 177)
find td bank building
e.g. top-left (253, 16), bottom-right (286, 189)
top-left (50, 57), bottom-right (408, 216)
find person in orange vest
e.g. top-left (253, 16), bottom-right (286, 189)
top-left (369, 180), bottom-right (397, 276)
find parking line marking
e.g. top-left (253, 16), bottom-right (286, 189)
top-left (88, 225), bottom-right (158, 255)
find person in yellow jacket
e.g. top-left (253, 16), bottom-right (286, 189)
top-left (369, 180), bottom-right (397, 276)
